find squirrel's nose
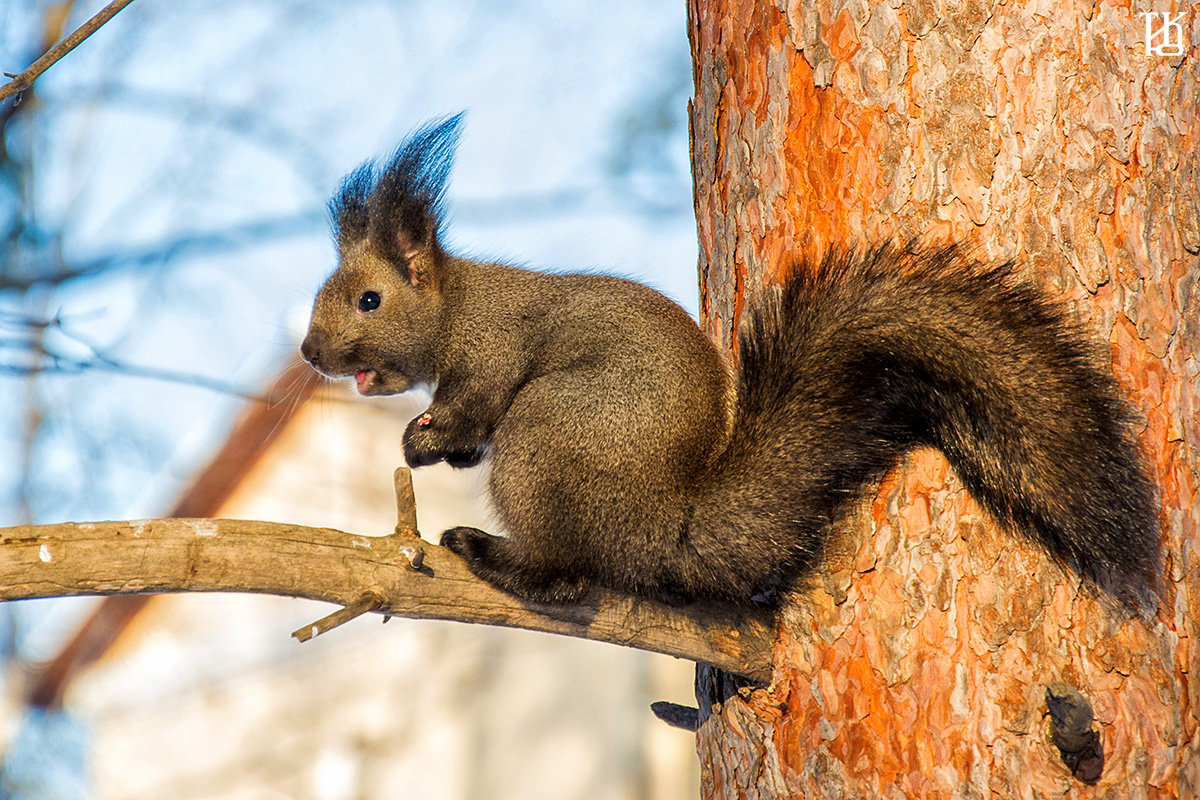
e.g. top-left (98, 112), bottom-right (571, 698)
top-left (300, 332), bottom-right (323, 370)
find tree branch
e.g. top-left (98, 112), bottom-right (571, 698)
top-left (0, 0), bottom-right (138, 104)
top-left (0, 470), bottom-right (775, 682)
top-left (0, 211), bottom-right (325, 293)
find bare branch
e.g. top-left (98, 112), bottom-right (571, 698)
top-left (0, 320), bottom-right (275, 401)
top-left (292, 594), bottom-right (381, 642)
top-left (0, 517), bottom-right (776, 682)
top-left (2, 463), bottom-right (772, 681)
top-left (0, 211), bottom-right (325, 293)
top-left (0, 354), bottom-right (262, 400)
top-left (0, 0), bottom-right (138, 104)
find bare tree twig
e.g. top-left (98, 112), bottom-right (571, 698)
top-left (0, 353), bottom-right (266, 400)
top-left (0, 0), bottom-right (138, 104)
top-left (0, 211), bottom-right (325, 292)
top-left (292, 594), bottom-right (381, 642)
top-left (0, 316), bottom-right (276, 401)
top-left (0, 318), bottom-right (349, 408)
top-left (0, 516), bottom-right (776, 682)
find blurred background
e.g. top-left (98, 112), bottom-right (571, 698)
top-left (0, 1), bottom-right (702, 797)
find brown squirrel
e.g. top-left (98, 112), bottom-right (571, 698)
top-left (301, 115), bottom-right (1157, 607)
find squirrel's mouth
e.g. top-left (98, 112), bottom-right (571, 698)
top-left (354, 369), bottom-right (378, 394)
top-left (347, 366), bottom-right (416, 397)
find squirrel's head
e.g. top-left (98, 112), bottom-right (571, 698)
top-left (302, 114), bottom-right (462, 396)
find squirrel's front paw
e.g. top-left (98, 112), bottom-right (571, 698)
top-left (403, 411), bottom-right (486, 468)
top-left (403, 432), bottom-right (444, 467)
top-left (402, 419), bottom-right (442, 467)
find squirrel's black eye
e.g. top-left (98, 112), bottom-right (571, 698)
top-left (358, 291), bottom-right (381, 312)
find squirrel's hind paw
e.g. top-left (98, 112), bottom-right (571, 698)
top-left (439, 527), bottom-right (589, 604)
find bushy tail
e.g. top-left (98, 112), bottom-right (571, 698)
top-left (691, 245), bottom-right (1158, 604)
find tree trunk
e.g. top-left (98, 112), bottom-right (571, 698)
top-left (686, 0), bottom-right (1198, 796)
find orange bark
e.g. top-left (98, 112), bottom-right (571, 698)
top-left (688, 0), bottom-right (1199, 795)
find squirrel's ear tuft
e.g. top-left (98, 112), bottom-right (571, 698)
top-left (367, 112), bottom-right (464, 285)
top-left (329, 161), bottom-right (375, 250)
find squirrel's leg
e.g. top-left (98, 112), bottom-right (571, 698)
top-left (439, 527), bottom-right (589, 604)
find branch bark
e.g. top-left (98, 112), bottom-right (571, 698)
top-left (0, 0), bottom-right (138, 104)
top-left (0, 494), bottom-right (775, 683)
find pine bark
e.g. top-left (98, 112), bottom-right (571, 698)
top-left (686, 0), bottom-right (1199, 796)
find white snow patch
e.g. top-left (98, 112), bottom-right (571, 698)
top-left (38, 544), bottom-right (51, 563)
top-left (192, 520), bottom-right (219, 537)
top-left (351, 537), bottom-right (371, 549)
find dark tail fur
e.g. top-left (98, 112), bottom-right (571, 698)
top-left (692, 245), bottom-right (1158, 604)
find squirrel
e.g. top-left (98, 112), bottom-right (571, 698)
top-left (301, 114), bottom-right (1158, 607)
